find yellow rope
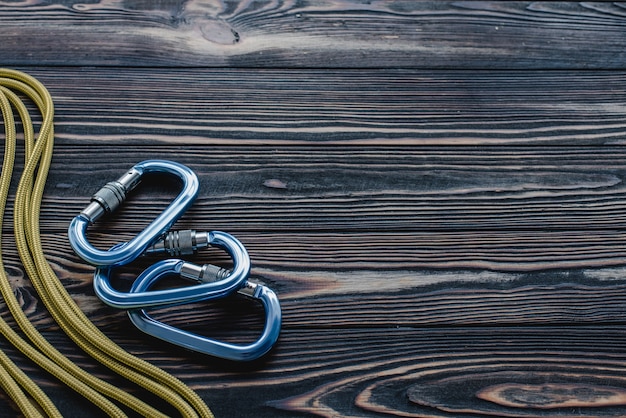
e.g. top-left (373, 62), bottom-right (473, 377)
top-left (0, 68), bottom-right (214, 417)
top-left (0, 82), bottom-right (51, 418)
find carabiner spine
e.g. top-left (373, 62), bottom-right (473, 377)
top-left (127, 283), bottom-right (281, 361)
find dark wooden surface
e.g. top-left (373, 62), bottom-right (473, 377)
top-left (2, 1), bottom-right (626, 417)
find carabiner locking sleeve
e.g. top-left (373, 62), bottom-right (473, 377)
top-left (128, 281), bottom-right (282, 361)
top-left (93, 231), bottom-right (250, 309)
top-left (68, 160), bottom-right (199, 267)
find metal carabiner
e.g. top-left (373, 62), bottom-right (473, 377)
top-left (128, 279), bottom-right (281, 362)
top-left (93, 231), bottom-right (250, 309)
top-left (68, 160), bottom-right (199, 267)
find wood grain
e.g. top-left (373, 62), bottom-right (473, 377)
top-left (4, 231), bottom-right (626, 334)
top-left (2, 0), bottom-right (626, 417)
top-left (30, 144), bottom-right (626, 271)
top-left (2, 1), bottom-right (626, 69)
top-left (17, 68), bottom-right (626, 146)
top-left (3, 326), bottom-right (626, 417)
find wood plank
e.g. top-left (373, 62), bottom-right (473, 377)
top-left (2, 1), bottom-right (626, 69)
top-left (2, 326), bottom-right (626, 417)
top-left (15, 68), bottom-right (626, 146)
top-left (4, 236), bottom-right (626, 329)
top-left (3, 229), bottom-right (626, 336)
top-left (21, 144), bottom-right (626, 271)
top-left (42, 257), bottom-right (626, 327)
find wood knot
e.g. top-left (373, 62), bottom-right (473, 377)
top-left (476, 383), bottom-right (626, 409)
top-left (263, 179), bottom-right (287, 189)
top-left (200, 20), bottom-right (240, 45)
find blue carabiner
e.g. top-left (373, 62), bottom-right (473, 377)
top-left (68, 160), bottom-right (198, 267)
top-left (128, 279), bottom-right (281, 361)
top-left (93, 231), bottom-right (250, 309)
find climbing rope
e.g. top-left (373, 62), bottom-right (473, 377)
top-left (0, 69), bottom-right (214, 417)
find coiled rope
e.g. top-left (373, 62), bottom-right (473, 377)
top-left (0, 68), bottom-right (214, 417)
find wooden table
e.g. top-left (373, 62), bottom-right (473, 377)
top-left (2, 1), bottom-right (626, 417)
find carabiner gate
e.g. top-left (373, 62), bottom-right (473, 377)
top-left (68, 160), bottom-right (199, 267)
top-left (93, 231), bottom-right (250, 309)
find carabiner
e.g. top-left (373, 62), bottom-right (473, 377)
top-left (128, 280), bottom-right (281, 361)
top-left (93, 231), bottom-right (250, 309)
top-left (68, 160), bottom-right (199, 267)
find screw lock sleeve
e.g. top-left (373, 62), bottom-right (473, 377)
top-left (81, 168), bottom-right (142, 223)
top-left (146, 230), bottom-right (210, 256)
top-left (180, 262), bottom-right (231, 283)
top-left (91, 181), bottom-right (126, 213)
